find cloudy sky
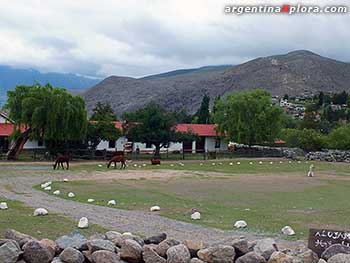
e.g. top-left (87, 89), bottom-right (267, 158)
top-left (0, 0), bottom-right (349, 78)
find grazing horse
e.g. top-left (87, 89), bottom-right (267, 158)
top-left (107, 154), bottom-right (126, 169)
top-left (53, 154), bottom-right (70, 170)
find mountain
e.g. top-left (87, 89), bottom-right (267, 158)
top-left (0, 65), bottom-right (101, 106)
top-left (81, 50), bottom-right (350, 114)
top-left (141, 65), bottom-right (233, 80)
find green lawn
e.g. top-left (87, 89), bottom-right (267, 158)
top-left (0, 199), bottom-right (106, 240)
top-left (37, 159), bottom-right (350, 240)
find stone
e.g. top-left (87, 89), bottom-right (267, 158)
top-left (121, 234), bottom-right (145, 247)
top-left (197, 245), bottom-right (235, 263)
top-left (63, 178), bottom-right (68, 182)
top-left (281, 226), bottom-right (295, 236)
top-left (44, 186), bottom-right (51, 191)
top-left (268, 251), bottom-right (293, 263)
top-left (91, 250), bottom-right (123, 263)
top-left (33, 208), bottom-right (48, 216)
top-left (0, 202), bottom-right (8, 210)
top-left (108, 200), bottom-right (117, 206)
top-left (191, 212), bottom-right (201, 220)
top-left (51, 257), bottom-right (64, 263)
top-left (59, 247), bottom-right (84, 263)
top-left (106, 231), bottom-right (123, 247)
top-left (294, 249), bottom-right (319, 263)
top-left (87, 239), bottom-right (116, 253)
top-left (190, 259), bottom-right (205, 263)
top-left (231, 238), bottom-right (249, 257)
top-left (41, 182), bottom-right (52, 188)
top-left (142, 245), bottom-right (166, 263)
top-left (4, 229), bottom-right (33, 245)
top-left (23, 240), bottom-right (53, 263)
top-left (120, 239), bottom-right (142, 263)
top-left (89, 233), bottom-right (107, 240)
top-left (144, 233), bottom-right (167, 245)
top-left (78, 217), bottom-right (89, 228)
top-left (236, 252), bottom-right (267, 263)
top-left (83, 250), bottom-right (93, 262)
top-left (317, 260), bottom-right (327, 263)
top-left (155, 239), bottom-right (180, 257)
top-left (55, 231), bottom-right (87, 251)
top-left (0, 240), bottom-right (21, 263)
top-left (182, 239), bottom-right (206, 258)
top-left (328, 254), bottom-right (350, 263)
top-left (166, 244), bottom-right (191, 263)
top-left (321, 244), bottom-right (350, 261)
top-left (53, 190), bottom-right (60, 195)
top-left (88, 198), bottom-right (95, 203)
top-left (68, 192), bottom-right (75, 198)
top-left (254, 238), bottom-right (277, 260)
top-left (150, 206), bottom-right (160, 211)
top-left (40, 239), bottom-right (59, 257)
top-left (234, 220), bottom-right (248, 228)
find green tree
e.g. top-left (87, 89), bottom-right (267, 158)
top-left (327, 125), bottom-right (350, 150)
top-left (282, 128), bottom-right (326, 151)
top-left (90, 102), bottom-right (117, 121)
top-left (318, 91), bottom-right (324, 107)
top-left (123, 102), bottom-right (193, 159)
top-left (5, 84), bottom-right (87, 158)
top-left (214, 89), bottom-right (284, 145)
top-left (194, 94), bottom-right (210, 124)
top-left (87, 103), bottom-right (121, 149)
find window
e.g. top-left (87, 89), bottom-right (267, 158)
top-left (108, 140), bottom-right (116, 149)
top-left (215, 138), bottom-right (221, 148)
top-left (146, 142), bottom-right (153, 148)
top-left (38, 138), bottom-right (44, 147)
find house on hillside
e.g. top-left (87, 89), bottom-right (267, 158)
top-left (96, 122), bottom-right (228, 153)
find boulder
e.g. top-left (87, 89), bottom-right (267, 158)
top-left (144, 233), bottom-right (167, 245)
top-left (40, 239), bottom-right (59, 257)
top-left (267, 251), bottom-right (294, 263)
top-left (89, 233), bottom-right (107, 240)
top-left (4, 229), bottom-right (33, 245)
top-left (236, 252), bottom-right (267, 263)
top-left (59, 247), bottom-right (85, 263)
top-left (292, 249), bottom-right (318, 263)
top-left (166, 244), bottom-right (191, 263)
top-left (182, 239), bottom-right (206, 258)
top-left (190, 259), bottom-right (205, 263)
top-left (78, 217), bottom-right (89, 229)
top-left (33, 208), bottom-right (48, 216)
top-left (155, 239), bottom-right (180, 257)
top-left (51, 257), bottom-right (64, 263)
top-left (321, 244), bottom-right (350, 261)
top-left (68, 192), bottom-right (75, 198)
top-left (253, 238), bottom-right (277, 260)
top-left (120, 239), bottom-right (143, 263)
top-left (87, 239), bottom-right (116, 253)
top-left (44, 186), bottom-right (51, 191)
top-left (0, 240), bottom-right (21, 263)
top-left (53, 190), bottom-right (60, 195)
top-left (191, 212), bottom-right (201, 220)
top-left (55, 231), bottom-right (87, 251)
top-left (197, 245), bottom-right (235, 263)
top-left (150, 206), bottom-right (160, 212)
top-left (234, 220), bottom-right (248, 228)
top-left (108, 200), bottom-right (117, 206)
top-left (88, 199), bottom-right (95, 203)
top-left (230, 238), bottom-right (249, 257)
top-left (0, 202), bottom-right (8, 210)
top-left (91, 250), bottom-right (123, 263)
top-left (328, 254), bottom-right (350, 263)
top-left (142, 245), bottom-right (166, 263)
top-left (121, 234), bottom-right (144, 247)
top-left (23, 240), bottom-right (53, 263)
top-left (281, 226), bottom-right (295, 236)
top-left (105, 231), bottom-right (123, 247)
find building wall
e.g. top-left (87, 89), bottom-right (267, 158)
top-left (23, 140), bottom-right (45, 149)
top-left (205, 137), bottom-right (227, 152)
top-left (0, 115), bottom-right (7, 123)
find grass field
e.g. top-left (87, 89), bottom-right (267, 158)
top-left (36, 159), bottom-right (350, 240)
top-left (0, 199), bottom-right (106, 239)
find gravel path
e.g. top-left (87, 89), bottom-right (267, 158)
top-left (0, 166), bottom-right (303, 248)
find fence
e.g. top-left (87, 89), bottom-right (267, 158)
top-left (0, 147), bottom-right (285, 161)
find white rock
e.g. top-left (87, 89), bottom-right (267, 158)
top-left (270, 162), bottom-right (273, 165)
top-left (108, 200), bottom-right (116, 206)
top-left (288, 161), bottom-right (292, 164)
top-left (170, 164), bottom-right (174, 167)
top-left (200, 163), bottom-right (204, 166)
top-left (34, 208), bottom-right (48, 216)
top-left (234, 220), bottom-right (247, 228)
top-left (44, 186), bottom-right (51, 191)
top-left (237, 162), bottom-right (241, 165)
top-left (134, 164), bottom-right (138, 167)
top-left (142, 164), bottom-right (147, 167)
top-left (68, 192), bottom-right (75, 198)
top-left (0, 202), bottom-right (8, 210)
top-left (259, 161), bottom-right (263, 165)
top-left (281, 226), bottom-right (295, 236)
top-left (219, 162), bottom-right (223, 165)
top-left (63, 178), bottom-right (68, 182)
top-left (122, 232), bottom-right (132, 236)
top-left (191, 212), bottom-right (201, 220)
top-left (212, 163), bottom-right (216, 166)
top-left (98, 164), bottom-right (103, 167)
top-left (53, 190), bottom-right (60, 195)
top-left (279, 161), bottom-right (283, 164)
top-left (229, 162), bottom-right (233, 166)
top-left (41, 182), bottom-right (52, 188)
top-left (249, 162), bottom-right (253, 165)
top-left (78, 217), bottom-right (89, 228)
top-left (150, 206), bottom-right (160, 212)
top-left (87, 199), bottom-right (95, 203)
top-left (297, 161), bottom-right (301, 163)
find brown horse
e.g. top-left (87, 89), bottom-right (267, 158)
top-left (53, 154), bottom-right (70, 170)
top-left (107, 154), bottom-right (126, 169)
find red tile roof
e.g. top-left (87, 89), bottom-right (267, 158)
top-left (0, 123), bottom-right (27, 136)
top-left (175, 124), bottom-right (219, 137)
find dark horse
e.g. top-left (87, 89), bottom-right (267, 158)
top-left (107, 154), bottom-right (126, 169)
top-left (53, 154), bottom-right (70, 170)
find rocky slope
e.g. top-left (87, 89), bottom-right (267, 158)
top-left (82, 50), bottom-right (350, 114)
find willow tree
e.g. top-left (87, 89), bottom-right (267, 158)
top-left (5, 84), bottom-right (87, 159)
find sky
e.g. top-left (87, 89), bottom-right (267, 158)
top-left (0, 0), bottom-right (349, 78)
